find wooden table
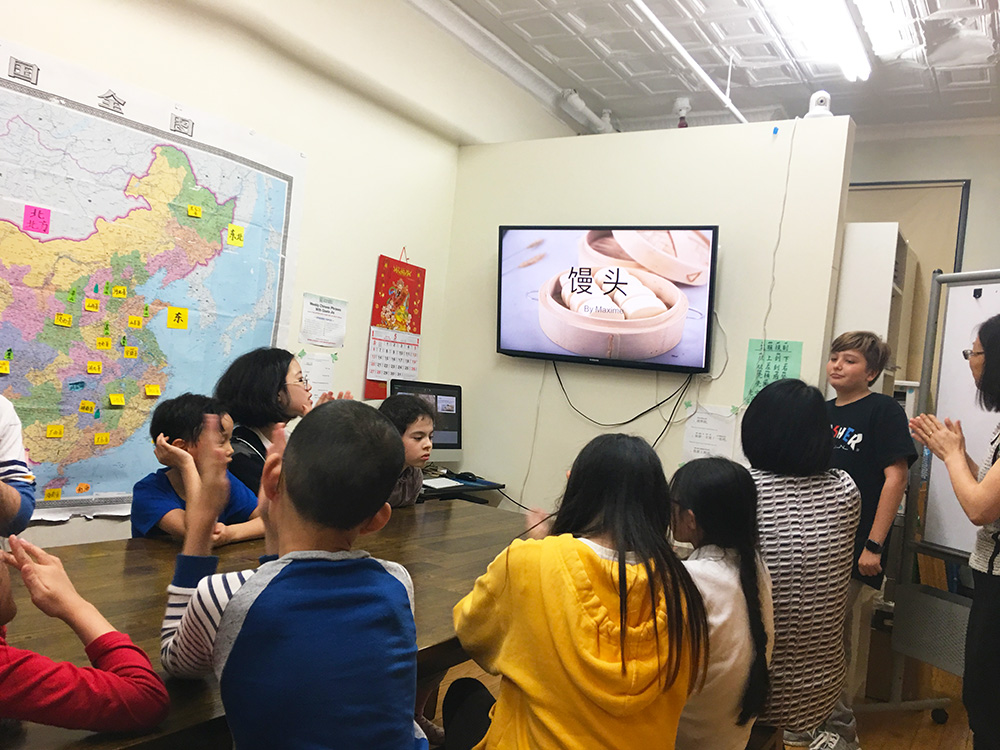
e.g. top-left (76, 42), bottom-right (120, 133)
top-left (2, 501), bottom-right (525, 749)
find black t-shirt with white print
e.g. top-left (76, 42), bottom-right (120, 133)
top-left (827, 392), bottom-right (917, 588)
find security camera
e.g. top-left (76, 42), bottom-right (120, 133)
top-left (805, 90), bottom-right (833, 118)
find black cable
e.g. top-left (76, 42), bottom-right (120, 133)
top-left (652, 375), bottom-right (692, 449)
top-left (498, 488), bottom-right (533, 512)
top-left (552, 361), bottom-right (690, 427)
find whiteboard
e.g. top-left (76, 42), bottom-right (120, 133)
top-left (925, 281), bottom-right (1000, 554)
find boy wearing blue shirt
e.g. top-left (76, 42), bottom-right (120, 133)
top-left (160, 401), bottom-right (427, 750)
top-left (131, 393), bottom-right (263, 545)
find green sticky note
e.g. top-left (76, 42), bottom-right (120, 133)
top-left (143, 303), bottom-right (150, 318)
top-left (330, 353), bottom-right (338, 362)
top-left (743, 339), bottom-right (802, 404)
top-left (120, 335), bottom-right (127, 347)
top-left (297, 349), bottom-right (306, 358)
top-left (103, 322), bottom-right (110, 336)
top-left (730, 405), bottom-right (740, 415)
top-left (3, 348), bottom-right (11, 361)
top-left (67, 288), bottom-right (77, 303)
top-left (683, 400), bottom-right (692, 409)
top-left (104, 281), bottom-right (111, 295)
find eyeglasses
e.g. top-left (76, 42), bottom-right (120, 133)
top-left (285, 376), bottom-right (310, 388)
top-left (962, 349), bottom-right (985, 361)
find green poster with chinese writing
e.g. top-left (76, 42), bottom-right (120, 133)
top-left (744, 339), bottom-right (803, 403)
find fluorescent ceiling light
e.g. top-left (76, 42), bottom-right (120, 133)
top-left (764, 0), bottom-right (873, 82)
top-left (853, 0), bottom-right (919, 59)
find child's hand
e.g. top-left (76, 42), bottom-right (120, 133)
top-left (4, 536), bottom-right (85, 622)
top-left (192, 414), bottom-right (230, 514)
top-left (153, 434), bottom-right (194, 469)
top-left (210, 523), bottom-right (230, 548)
top-left (314, 391), bottom-right (352, 408)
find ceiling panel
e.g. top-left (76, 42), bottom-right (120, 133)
top-left (432, 0), bottom-right (1000, 130)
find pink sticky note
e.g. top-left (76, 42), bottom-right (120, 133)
top-left (23, 205), bottom-right (51, 234)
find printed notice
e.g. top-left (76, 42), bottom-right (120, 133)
top-left (299, 352), bottom-right (336, 395)
top-left (299, 293), bottom-right (348, 348)
top-left (743, 339), bottom-right (803, 403)
top-left (682, 404), bottom-right (738, 463)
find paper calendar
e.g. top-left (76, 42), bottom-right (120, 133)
top-left (366, 326), bottom-right (420, 382)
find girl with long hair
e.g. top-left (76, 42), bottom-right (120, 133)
top-left (446, 433), bottom-right (708, 750)
top-left (670, 456), bottom-right (774, 750)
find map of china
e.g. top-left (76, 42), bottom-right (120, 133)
top-left (0, 145), bottom-right (234, 486)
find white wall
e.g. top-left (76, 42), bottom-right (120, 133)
top-left (445, 117), bottom-right (855, 510)
top-left (6, 0), bottom-right (571, 546)
top-left (852, 123), bottom-right (1000, 273)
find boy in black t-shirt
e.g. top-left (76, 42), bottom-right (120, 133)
top-left (822, 331), bottom-right (916, 749)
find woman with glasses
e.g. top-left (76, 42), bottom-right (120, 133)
top-left (911, 313), bottom-right (1000, 750)
top-left (214, 348), bottom-right (347, 494)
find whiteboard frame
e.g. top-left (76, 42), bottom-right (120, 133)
top-left (907, 268), bottom-right (1000, 567)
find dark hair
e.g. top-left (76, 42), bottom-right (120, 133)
top-left (742, 379), bottom-right (832, 476)
top-left (214, 347), bottom-right (297, 428)
top-left (550, 434), bottom-right (708, 692)
top-left (149, 393), bottom-right (226, 444)
top-left (830, 331), bottom-right (892, 385)
top-left (670, 457), bottom-right (769, 724)
top-left (378, 395), bottom-right (436, 435)
top-left (282, 400), bottom-right (404, 530)
top-left (976, 314), bottom-right (1000, 412)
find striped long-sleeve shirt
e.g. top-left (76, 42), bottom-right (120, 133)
top-left (160, 550), bottom-right (429, 750)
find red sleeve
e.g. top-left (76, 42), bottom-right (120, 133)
top-left (0, 629), bottom-right (170, 732)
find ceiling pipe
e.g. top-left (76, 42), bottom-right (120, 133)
top-left (406, 0), bottom-right (615, 134)
top-left (561, 89), bottom-right (616, 134)
top-left (630, 0), bottom-right (748, 124)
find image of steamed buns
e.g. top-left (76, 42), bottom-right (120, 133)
top-left (558, 271), bottom-right (625, 319)
top-left (597, 267), bottom-right (668, 319)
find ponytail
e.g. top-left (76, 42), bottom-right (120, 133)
top-left (735, 544), bottom-right (769, 724)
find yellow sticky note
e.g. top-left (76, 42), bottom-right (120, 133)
top-left (95, 337), bottom-right (112, 350)
top-left (86, 360), bottom-right (102, 374)
top-left (145, 384), bottom-right (162, 397)
top-left (94, 432), bottom-right (110, 446)
top-left (84, 298), bottom-right (100, 312)
top-left (79, 400), bottom-right (95, 414)
top-left (128, 316), bottom-right (143, 329)
top-left (227, 223), bottom-right (245, 247)
top-left (54, 313), bottom-right (73, 327)
top-left (123, 346), bottom-right (138, 359)
top-left (45, 424), bottom-right (64, 438)
top-left (187, 204), bottom-right (202, 218)
top-left (109, 393), bottom-right (126, 406)
top-left (112, 286), bottom-right (127, 299)
top-left (0, 361), bottom-right (8, 375)
top-left (44, 488), bottom-right (62, 501)
top-left (166, 306), bottom-right (189, 330)
top-left (76, 483), bottom-right (90, 494)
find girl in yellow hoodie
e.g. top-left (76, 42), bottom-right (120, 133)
top-left (451, 434), bottom-right (709, 750)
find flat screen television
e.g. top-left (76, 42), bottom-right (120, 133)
top-left (388, 379), bottom-right (462, 463)
top-left (497, 226), bottom-right (718, 374)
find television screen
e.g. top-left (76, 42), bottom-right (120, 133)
top-left (497, 226), bottom-right (718, 374)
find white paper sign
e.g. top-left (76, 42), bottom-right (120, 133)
top-left (299, 293), bottom-right (347, 347)
top-left (299, 352), bottom-right (336, 396)
top-left (682, 404), bottom-right (738, 462)
top-left (366, 326), bottom-right (419, 382)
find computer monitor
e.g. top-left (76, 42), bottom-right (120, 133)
top-left (388, 379), bottom-right (462, 463)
